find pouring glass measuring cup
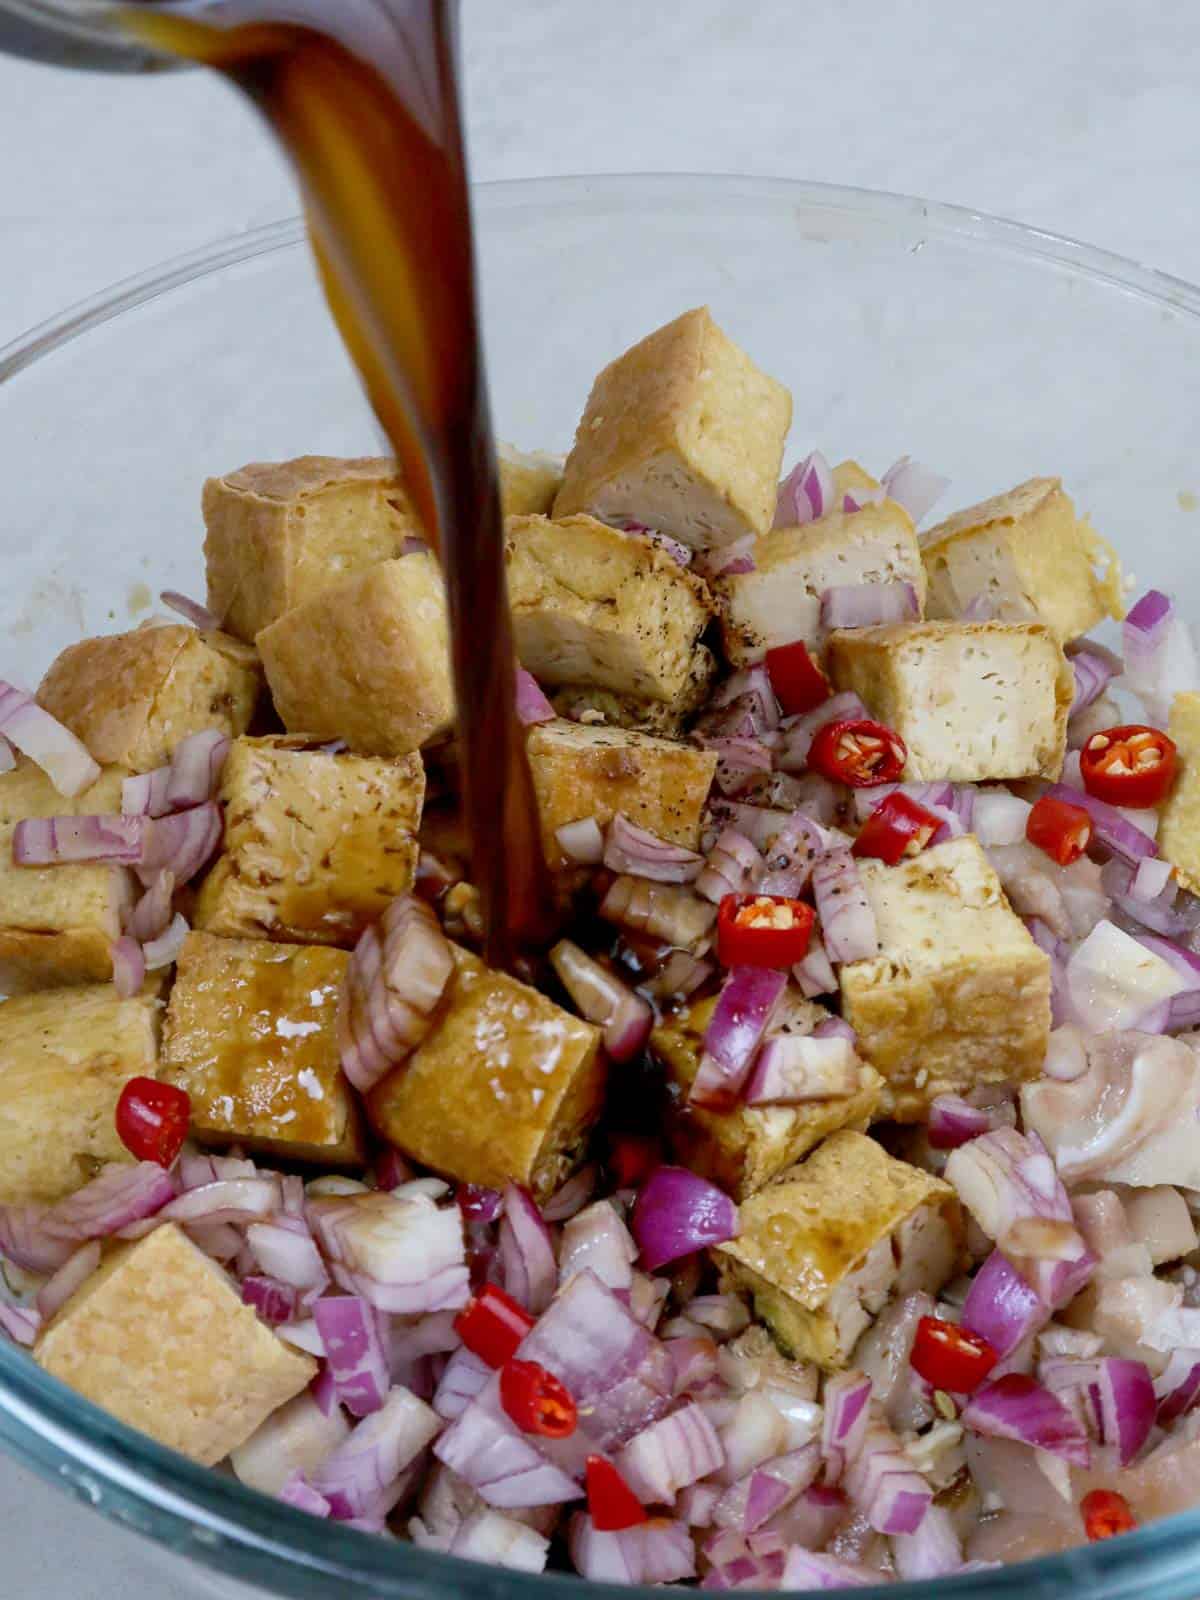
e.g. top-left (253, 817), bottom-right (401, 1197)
top-left (0, 1), bottom-right (176, 67)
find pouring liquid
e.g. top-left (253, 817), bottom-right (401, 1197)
top-left (123, 0), bottom-right (554, 969)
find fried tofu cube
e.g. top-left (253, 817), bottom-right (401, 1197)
top-left (505, 514), bottom-right (714, 706)
top-left (921, 477), bottom-right (1124, 641)
top-left (0, 982), bottom-right (160, 1204)
top-left (651, 993), bottom-right (883, 1200)
top-left (526, 719), bottom-right (716, 871)
top-left (718, 501), bottom-right (925, 666)
top-left (37, 624), bottom-right (260, 773)
top-left (368, 943), bottom-right (605, 1201)
top-left (203, 456), bottom-right (423, 644)
top-left (714, 1131), bottom-right (963, 1370)
top-left (0, 763), bottom-right (134, 992)
top-left (160, 933), bottom-right (363, 1165)
top-left (827, 620), bottom-right (1073, 781)
top-left (553, 308), bottom-right (792, 552)
top-left (548, 648), bottom-right (717, 738)
top-left (36, 1222), bottom-right (315, 1464)
top-left (194, 736), bottom-right (424, 946)
top-left (839, 837), bottom-right (1051, 1120)
top-left (1158, 692), bottom-right (1200, 893)
top-left (257, 554), bottom-right (453, 756)
top-left (499, 444), bottom-right (563, 518)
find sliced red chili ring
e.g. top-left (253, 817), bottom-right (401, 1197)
top-left (1080, 723), bottom-right (1177, 808)
top-left (453, 1283), bottom-right (534, 1369)
top-left (910, 1315), bottom-right (999, 1394)
top-left (499, 1358), bottom-right (578, 1437)
top-left (114, 1077), bottom-right (191, 1169)
top-left (717, 894), bottom-right (816, 968)
top-left (585, 1454), bottom-right (648, 1531)
top-left (765, 640), bottom-right (831, 716)
top-left (1026, 793), bottom-right (1093, 866)
top-left (1081, 1488), bottom-right (1138, 1542)
top-left (608, 1132), bottom-right (662, 1189)
top-left (808, 718), bottom-right (907, 788)
top-left (852, 792), bottom-right (942, 864)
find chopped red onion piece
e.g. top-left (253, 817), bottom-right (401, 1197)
top-left (559, 1200), bottom-right (637, 1292)
top-left (162, 1177), bottom-right (279, 1227)
top-left (35, 1239), bottom-right (101, 1321)
top-left (844, 1420), bottom-right (931, 1534)
top-left (793, 933), bottom-right (837, 997)
top-left (881, 455), bottom-right (950, 524)
top-left (776, 691), bottom-right (869, 771)
top-left (812, 849), bottom-right (878, 964)
top-left (774, 450), bottom-right (835, 529)
top-left (599, 875), bottom-right (717, 952)
top-left (604, 813), bottom-right (704, 884)
top-left (247, 1221), bottom-right (328, 1291)
top-left (702, 736), bottom-right (775, 799)
top-left (1090, 1356), bottom-right (1156, 1465)
top-left (121, 768), bottom-right (174, 819)
top-left (962, 1254), bottom-right (1050, 1361)
top-left (542, 1163), bottom-right (599, 1223)
top-left (1067, 641), bottom-right (1123, 717)
top-left (142, 911), bottom-right (189, 971)
top-left (780, 1547), bottom-right (881, 1589)
top-left (744, 1034), bottom-right (860, 1105)
top-left (758, 810), bottom-right (825, 898)
top-left (615, 1399), bottom-right (726, 1504)
top-left (127, 870), bottom-right (176, 942)
top-left (549, 940), bottom-right (652, 1064)
top-left (0, 680), bottom-right (100, 797)
top-left (1044, 782), bottom-right (1158, 865)
top-left (164, 728), bottom-right (231, 811)
top-left (927, 1094), bottom-right (994, 1150)
top-left (713, 1442), bottom-right (820, 1533)
top-left (568, 1512), bottom-right (695, 1585)
top-left (278, 1471), bottom-right (333, 1518)
top-left (0, 736), bottom-right (14, 774)
top-left (433, 1398), bottom-right (581, 1506)
top-left (309, 1384), bottom-right (441, 1520)
top-left (821, 1371), bottom-right (873, 1485)
top-left (630, 1166), bottom-right (738, 1271)
top-left (0, 1303), bottom-right (41, 1346)
top-left (893, 1503), bottom-right (963, 1581)
top-left (242, 1276), bottom-right (298, 1327)
top-left (309, 1190), bottom-right (469, 1315)
top-left (962, 1374), bottom-right (1090, 1465)
top-left (449, 1506), bottom-right (550, 1573)
top-left (499, 1184), bottom-right (556, 1314)
top-left (109, 934), bottom-right (146, 998)
top-left (842, 486), bottom-right (885, 514)
top-left (338, 893), bottom-right (454, 1094)
top-left (161, 589), bottom-right (222, 631)
top-left (514, 667), bottom-right (556, 726)
top-left (709, 665), bottom-right (780, 729)
top-left (690, 966), bottom-right (787, 1109)
top-left (642, 949), bottom-right (714, 1001)
top-left (696, 532), bottom-right (757, 579)
top-left (137, 801), bottom-right (223, 885)
top-left (685, 1295), bottom-right (750, 1341)
top-left (433, 1345), bottom-right (492, 1422)
top-left (314, 1295), bottom-right (391, 1417)
top-left (13, 813), bottom-right (148, 866)
top-left (1123, 588), bottom-right (1199, 723)
top-left (47, 1161), bottom-right (177, 1242)
top-left (820, 581), bottom-right (919, 631)
top-left (554, 816), bottom-right (605, 865)
top-left (1154, 1348), bottom-right (1200, 1424)
top-left (667, 1335), bottom-right (720, 1397)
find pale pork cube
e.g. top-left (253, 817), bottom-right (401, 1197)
top-left (827, 620), bottom-right (1073, 781)
top-left (553, 307), bottom-right (791, 552)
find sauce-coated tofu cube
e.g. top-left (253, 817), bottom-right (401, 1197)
top-left (554, 308), bottom-right (791, 553)
top-left (839, 837), bottom-right (1051, 1120)
top-left (257, 554), bottom-right (453, 756)
top-left (548, 647), bottom-right (717, 738)
top-left (921, 477), bottom-right (1123, 641)
top-left (827, 620), bottom-right (1072, 782)
top-left (499, 444), bottom-right (563, 517)
top-left (651, 994), bottom-right (882, 1200)
top-left (368, 944), bottom-right (605, 1201)
top-left (526, 719), bottom-right (716, 872)
top-left (714, 1132), bottom-right (963, 1370)
top-left (160, 932), bottom-right (363, 1165)
top-left (36, 1223), bottom-right (315, 1464)
top-left (194, 736), bottom-right (424, 946)
top-left (203, 456), bottom-right (424, 643)
top-left (37, 624), bottom-right (260, 773)
top-left (1158, 692), bottom-right (1200, 893)
top-left (506, 513), bottom-right (714, 706)
top-left (719, 501), bottom-right (925, 666)
top-left (0, 981), bottom-right (161, 1204)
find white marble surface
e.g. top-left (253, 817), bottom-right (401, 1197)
top-left (2, 0), bottom-right (1200, 1592)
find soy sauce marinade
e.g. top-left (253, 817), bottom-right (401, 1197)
top-left (123, 0), bottom-right (554, 968)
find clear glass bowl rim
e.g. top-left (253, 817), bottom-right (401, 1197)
top-left (2, 171), bottom-right (1200, 1599)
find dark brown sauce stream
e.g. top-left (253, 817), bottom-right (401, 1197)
top-left (123, 0), bottom-right (554, 968)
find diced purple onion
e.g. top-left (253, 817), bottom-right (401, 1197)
top-left (568, 1513), bottom-right (695, 1584)
top-left (278, 1471), bottom-right (333, 1519)
top-left (542, 1164), bottom-right (599, 1224)
top-left (137, 801), bottom-right (223, 885)
top-left (47, 1161), bottom-right (177, 1242)
top-left (559, 1200), bottom-right (637, 1293)
top-left (0, 680), bottom-right (100, 797)
top-left (820, 581), bottom-right (919, 631)
top-left (448, 1506), bottom-right (549, 1573)
top-left (892, 1504), bottom-right (964, 1581)
top-left (695, 532), bottom-right (757, 579)
top-left (842, 486), bottom-right (885, 514)
top-left (554, 817), bottom-right (605, 865)
top-left (246, 1221), bottom-right (328, 1292)
top-left (927, 1094), bottom-right (994, 1151)
top-left (121, 768), bottom-right (174, 818)
top-left (630, 1167), bottom-right (738, 1272)
top-left (961, 1250), bottom-right (1050, 1359)
top-left (696, 828), bottom-right (764, 906)
top-left (712, 1442), bottom-right (820, 1534)
top-left (127, 869), bottom-right (176, 942)
top-left (616, 1400), bottom-right (726, 1504)
top-left (110, 934), bottom-right (146, 997)
top-left (701, 737), bottom-right (775, 799)
top-left (774, 450), bottom-right (835, 529)
top-left (758, 810), bottom-right (825, 898)
top-left (309, 1384), bottom-right (441, 1520)
top-left (514, 668), bottom-right (555, 726)
top-left (604, 812), bottom-right (704, 884)
top-left (1067, 641), bottom-right (1123, 717)
top-left (881, 455), bottom-right (950, 524)
top-left (1123, 588), bottom-right (1198, 723)
top-left (812, 849), bottom-right (879, 964)
top-left (314, 1295), bottom-right (391, 1417)
top-left (972, 788), bottom-right (1032, 848)
top-left (433, 1345), bottom-right (492, 1422)
top-left (744, 1034), bottom-right (859, 1105)
top-left (142, 911), bottom-right (189, 971)
top-left (780, 1547), bottom-right (881, 1589)
top-left (35, 1239), bottom-right (101, 1321)
top-left (821, 1371), bottom-right (872, 1486)
top-left (1154, 1348), bottom-right (1200, 1424)
top-left (844, 1420), bottom-right (932, 1533)
top-left (793, 933), bottom-right (837, 997)
top-left (338, 893), bottom-right (455, 1094)
top-left (161, 589), bottom-right (222, 631)
top-left (309, 1190), bottom-right (469, 1315)
top-left (962, 1374), bottom-right (1090, 1465)
top-left (549, 940), bottom-right (652, 1064)
top-left (708, 666), bottom-right (780, 731)
top-left (242, 1275), bottom-right (299, 1327)
top-left (0, 1303), bottom-right (41, 1347)
top-left (599, 875), bottom-right (717, 952)
top-left (690, 966), bottom-right (787, 1108)
top-left (499, 1184), bottom-right (556, 1314)
top-left (13, 813), bottom-right (148, 866)
top-left (162, 1177), bottom-right (279, 1227)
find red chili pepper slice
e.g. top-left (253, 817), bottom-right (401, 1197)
top-left (609, 1132), bottom-right (662, 1189)
top-left (852, 792), bottom-right (942, 864)
top-left (453, 1284), bottom-right (534, 1369)
top-left (808, 718), bottom-right (907, 788)
top-left (585, 1455), bottom-right (649, 1531)
top-left (114, 1076), bottom-right (191, 1168)
top-left (1026, 793), bottom-right (1092, 866)
top-left (910, 1315), bottom-right (999, 1394)
top-left (765, 640), bottom-right (831, 716)
top-left (499, 1358), bottom-right (578, 1437)
top-left (1081, 1488), bottom-right (1138, 1542)
top-left (717, 894), bottom-right (816, 968)
top-left (1080, 723), bottom-right (1177, 808)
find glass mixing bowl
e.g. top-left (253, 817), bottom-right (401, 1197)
top-left (2, 173), bottom-right (1200, 1599)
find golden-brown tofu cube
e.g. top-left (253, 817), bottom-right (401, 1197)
top-left (203, 456), bottom-right (424, 643)
top-left (0, 762), bottom-right (134, 993)
top-left (526, 719), bottom-right (716, 872)
top-left (651, 993), bottom-right (883, 1200)
top-left (1158, 692), bottom-right (1200, 893)
top-left (36, 1223), bottom-right (315, 1464)
top-left (499, 444), bottom-right (563, 518)
top-left (549, 647), bottom-right (718, 738)
top-left (553, 308), bottom-right (792, 552)
top-left (839, 837), bottom-right (1051, 1121)
top-left (257, 554), bottom-right (453, 756)
top-left (827, 620), bottom-right (1073, 782)
top-left (714, 1131), bottom-right (963, 1370)
top-left (160, 932), bottom-right (364, 1165)
top-left (368, 944), bottom-right (605, 1201)
top-left (505, 514), bottom-right (714, 706)
top-left (194, 736), bottom-right (424, 946)
top-left (0, 982), bottom-right (160, 1204)
top-left (921, 477), bottom-right (1123, 641)
top-left (718, 501), bottom-right (925, 666)
top-left (37, 624), bottom-right (260, 773)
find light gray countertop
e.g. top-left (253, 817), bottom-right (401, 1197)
top-left (3, 0), bottom-right (1200, 1592)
